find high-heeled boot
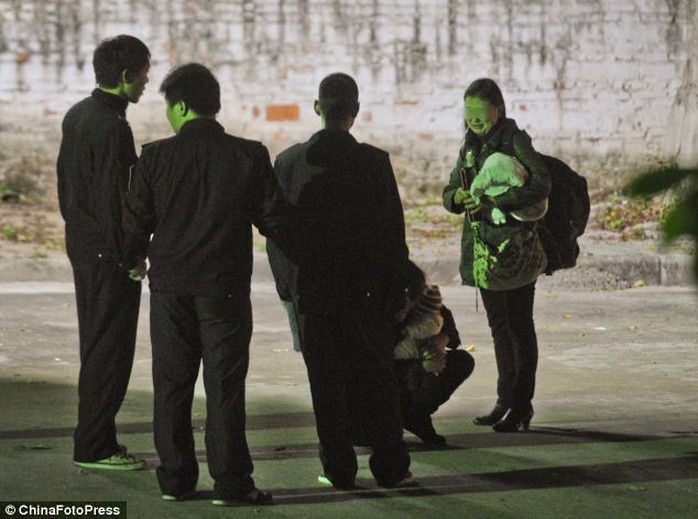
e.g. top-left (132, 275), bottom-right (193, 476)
top-left (492, 405), bottom-right (534, 432)
top-left (472, 403), bottom-right (508, 426)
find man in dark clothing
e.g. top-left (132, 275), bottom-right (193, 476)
top-left (56, 35), bottom-right (150, 470)
top-left (123, 63), bottom-right (288, 506)
top-left (270, 73), bottom-right (412, 489)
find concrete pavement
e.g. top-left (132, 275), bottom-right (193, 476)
top-left (0, 277), bottom-right (696, 518)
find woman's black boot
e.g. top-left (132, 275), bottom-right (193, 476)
top-left (473, 403), bottom-right (508, 426)
top-left (492, 405), bottom-right (534, 432)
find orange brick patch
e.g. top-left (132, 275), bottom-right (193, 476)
top-left (266, 104), bottom-right (300, 121)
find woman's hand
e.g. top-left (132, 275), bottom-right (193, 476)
top-left (453, 188), bottom-right (482, 214)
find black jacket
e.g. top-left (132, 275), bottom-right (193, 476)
top-left (269, 129), bottom-right (409, 312)
top-left (57, 89), bottom-right (142, 264)
top-left (123, 119), bottom-right (291, 296)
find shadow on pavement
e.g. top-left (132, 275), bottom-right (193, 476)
top-left (2, 377), bottom-right (697, 511)
top-left (268, 453), bottom-right (698, 505)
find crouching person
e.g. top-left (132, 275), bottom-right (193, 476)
top-left (394, 261), bottom-right (475, 445)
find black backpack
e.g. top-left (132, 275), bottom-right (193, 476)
top-left (536, 154), bottom-right (590, 274)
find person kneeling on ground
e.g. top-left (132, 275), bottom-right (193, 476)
top-left (393, 261), bottom-right (475, 445)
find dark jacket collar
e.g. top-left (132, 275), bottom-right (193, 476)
top-left (306, 129), bottom-right (358, 166)
top-left (91, 88), bottom-right (129, 115)
top-left (179, 118), bottom-right (225, 136)
top-left (308, 128), bottom-right (358, 145)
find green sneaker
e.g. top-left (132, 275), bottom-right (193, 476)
top-left (317, 474), bottom-right (357, 490)
top-left (74, 447), bottom-right (145, 471)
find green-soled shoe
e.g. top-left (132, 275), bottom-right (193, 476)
top-left (162, 491), bottom-right (196, 502)
top-left (317, 474), bottom-right (357, 490)
top-left (74, 446), bottom-right (145, 471)
top-left (317, 474), bottom-right (333, 486)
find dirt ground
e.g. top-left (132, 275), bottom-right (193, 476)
top-left (0, 197), bottom-right (538, 261)
top-left (0, 199), bottom-right (64, 259)
top-left (0, 160), bottom-right (678, 269)
top-left (0, 194), bottom-right (666, 263)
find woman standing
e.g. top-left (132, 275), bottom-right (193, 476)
top-left (442, 78), bottom-right (550, 432)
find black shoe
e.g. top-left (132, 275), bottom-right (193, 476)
top-left (492, 406), bottom-right (534, 433)
top-left (378, 471), bottom-right (414, 488)
top-left (473, 403), bottom-right (508, 426)
top-left (404, 418), bottom-right (446, 446)
top-left (212, 488), bottom-right (273, 506)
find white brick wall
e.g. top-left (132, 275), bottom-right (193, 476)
top-left (0, 0), bottom-right (696, 194)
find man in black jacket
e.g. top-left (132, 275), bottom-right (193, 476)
top-left (123, 63), bottom-right (288, 506)
top-left (270, 73), bottom-right (412, 489)
top-left (57, 34), bottom-right (150, 471)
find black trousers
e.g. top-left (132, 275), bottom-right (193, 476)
top-left (479, 281), bottom-right (538, 409)
top-left (150, 291), bottom-right (255, 499)
top-left (71, 258), bottom-right (141, 462)
top-left (395, 349), bottom-right (474, 427)
top-left (297, 304), bottom-right (410, 487)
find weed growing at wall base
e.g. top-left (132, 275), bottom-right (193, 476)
top-left (595, 192), bottom-right (665, 239)
top-left (625, 164), bottom-right (698, 283)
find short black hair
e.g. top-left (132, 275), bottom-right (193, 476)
top-left (318, 73), bottom-right (359, 123)
top-left (463, 77), bottom-right (506, 118)
top-left (159, 63), bottom-right (221, 116)
top-left (93, 35), bottom-right (150, 88)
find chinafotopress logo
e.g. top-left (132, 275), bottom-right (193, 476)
top-left (1, 502), bottom-right (126, 518)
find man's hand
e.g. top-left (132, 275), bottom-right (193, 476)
top-left (453, 188), bottom-right (482, 214)
top-left (423, 354), bottom-right (446, 374)
top-left (422, 334), bottom-right (448, 374)
top-left (128, 258), bottom-right (147, 282)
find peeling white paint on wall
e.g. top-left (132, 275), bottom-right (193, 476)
top-left (0, 0), bottom-right (696, 192)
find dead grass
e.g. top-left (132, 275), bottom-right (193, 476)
top-left (0, 201), bottom-right (63, 247)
